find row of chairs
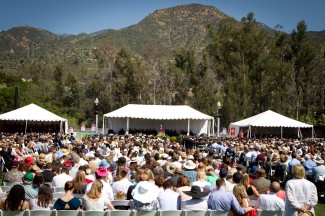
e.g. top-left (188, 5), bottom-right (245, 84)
top-left (3, 182), bottom-right (53, 187)
top-left (0, 186), bottom-right (67, 194)
top-left (0, 210), bottom-right (285, 216)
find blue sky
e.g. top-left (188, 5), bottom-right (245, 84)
top-left (0, 0), bottom-right (324, 34)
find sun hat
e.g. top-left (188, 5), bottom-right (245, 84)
top-left (183, 160), bottom-right (196, 170)
top-left (131, 181), bottom-right (160, 203)
top-left (314, 156), bottom-right (324, 164)
top-left (167, 163), bottom-right (177, 174)
top-left (183, 185), bottom-right (210, 199)
top-left (61, 149), bottom-right (69, 156)
top-left (24, 156), bottom-right (35, 167)
top-left (96, 166), bottom-right (108, 177)
top-left (298, 211), bottom-right (314, 216)
top-left (23, 173), bottom-right (34, 183)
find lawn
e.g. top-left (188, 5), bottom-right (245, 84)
top-left (315, 203), bottom-right (325, 215)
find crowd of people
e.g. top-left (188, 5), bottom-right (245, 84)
top-left (0, 132), bottom-right (324, 216)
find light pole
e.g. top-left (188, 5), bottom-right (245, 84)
top-left (94, 98), bottom-right (99, 134)
top-left (217, 101), bottom-right (222, 137)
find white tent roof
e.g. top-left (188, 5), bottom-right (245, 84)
top-left (104, 104), bottom-right (214, 120)
top-left (0, 103), bottom-right (67, 122)
top-left (230, 110), bottom-right (313, 128)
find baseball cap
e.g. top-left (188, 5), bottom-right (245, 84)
top-left (24, 173), bottom-right (34, 182)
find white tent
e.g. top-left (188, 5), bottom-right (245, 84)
top-left (103, 104), bottom-right (214, 135)
top-left (229, 110), bottom-right (314, 138)
top-left (0, 103), bottom-right (68, 133)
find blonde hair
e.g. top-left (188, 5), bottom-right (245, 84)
top-left (292, 164), bottom-right (305, 179)
top-left (86, 179), bottom-right (103, 199)
top-left (241, 173), bottom-right (249, 189)
top-left (197, 170), bottom-right (206, 181)
top-left (233, 184), bottom-right (248, 205)
top-left (116, 191), bottom-right (126, 200)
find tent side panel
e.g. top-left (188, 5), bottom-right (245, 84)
top-left (106, 118), bottom-right (209, 135)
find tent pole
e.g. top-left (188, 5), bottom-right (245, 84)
top-left (126, 117), bottom-right (129, 135)
top-left (249, 126), bottom-right (252, 138)
top-left (207, 120), bottom-right (211, 136)
top-left (281, 127), bottom-right (283, 139)
top-left (25, 120), bottom-right (28, 134)
top-left (102, 116), bottom-right (105, 135)
top-left (60, 121), bottom-right (62, 134)
top-left (187, 119), bottom-right (190, 136)
top-left (312, 127), bottom-right (314, 139)
top-left (212, 119), bottom-right (215, 135)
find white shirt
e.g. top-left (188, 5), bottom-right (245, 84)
top-left (82, 194), bottom-right (110, 211)
top-left (254, 193), bottom-right (285, 211)
top-left (78, 158), bottom-right (88, 166)
top-left (29, 198), bottom-right (53, 210)
top-left (112, 178), bottom-right (133, 195)
top-left (86, 179), bottom-right (114, 201)
top-left (52, 173), bottom-right (73, 187)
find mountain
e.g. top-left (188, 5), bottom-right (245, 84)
top-left (0, 4), bottom-right (229, 64)
top-left (0, 4), bottom-right (324, 70)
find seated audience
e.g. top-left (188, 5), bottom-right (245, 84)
top-left (53, 181), bottom-right (81, 210)
top-left (0, 184), bottom-right (30, 210)
top-left (29, 184), bottom-right (54, 210)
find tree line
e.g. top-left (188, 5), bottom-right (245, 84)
top-left (0, 13), bottom-right (324, 131)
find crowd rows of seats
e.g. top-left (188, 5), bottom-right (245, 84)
top-left (0, 209), bottom-right (285, 216)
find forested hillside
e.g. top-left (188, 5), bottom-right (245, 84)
top-left (0, 4), bottom-right (324, 130)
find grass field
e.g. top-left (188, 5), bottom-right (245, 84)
top-left (315, 203), bottom-right (325, 215)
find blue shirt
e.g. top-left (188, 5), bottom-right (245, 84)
top-left (182, 170), bottom-right (197, 184)
top-left (312, 165), bottom-right (325, 182)
top-left (288, 158), bottom-right (300, 172)
top-left (302, 159), bottom-right (317, 174)
top-left (208, 188), bottom-right (246, 215)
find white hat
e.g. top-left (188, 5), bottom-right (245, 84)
top-left (167, 163), bottom-right (177, 174)
top-left (314, 156), bottom-right (324, 164)
top-left (187, 155), bottom-right (194, 160)
top-left (131, 181), bottom-right (159, 203)
top-left (183, 160), bottom-right (196, 170)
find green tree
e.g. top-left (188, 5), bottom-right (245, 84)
top-left (291, 20), bottom-right (317, 119)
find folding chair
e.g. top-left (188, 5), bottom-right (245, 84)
top-left (159, 210), bottom-right (184, 216)
top-left (133, 210), bottom-right (159, 216)
top-left (108, 210), bottom-right (133, 216)
top-left (83, 210), bottom-right (108, 216)
top-left (111, 200), bottom-right (132, 210)
top-left (209, 210), bottom-right (231, 216)
top-left (53, 187), bottom-right (65, 193)
top-left (3, 182), bottom-right (22, 187)
top-left (184, 210), bottom-right (210, 216)
top-left (28, 210), bottom-right (55, 216)
top-left (257, 210), bottom-right (284, 216)
top-left (0, 210), bottom-right (28, 216)
top-left (0, 186), bottom-right (12, 193)
top-left (56, 210), bottom-right (82, 216)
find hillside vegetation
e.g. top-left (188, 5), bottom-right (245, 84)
top-left (0, 4), bottom-right (324, 131)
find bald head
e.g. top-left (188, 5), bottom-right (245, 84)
top-left (270, 181), bottom-right (281, 193)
